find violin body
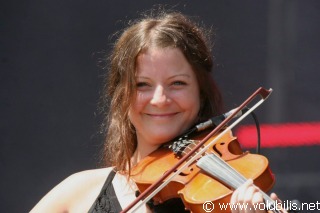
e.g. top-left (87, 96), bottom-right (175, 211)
top-left (131, 130), bottom-right (275, 212)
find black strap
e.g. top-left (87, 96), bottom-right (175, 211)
top-left (88, 169), bottom-right (122, 213)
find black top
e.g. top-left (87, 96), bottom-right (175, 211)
top-left (88, 170), bottom-right (122, 213)
top-left (88, 170), bottom-right (189, 213)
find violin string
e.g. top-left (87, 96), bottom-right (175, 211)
top-left (197, 153), bottom-right (279, 213)
top-left (181, 142), bottom-right (279, 213)
top-left (196, 150), bottom-right (279, 213)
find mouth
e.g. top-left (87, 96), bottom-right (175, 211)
top-left (145, 112), bottom-right (179, 118)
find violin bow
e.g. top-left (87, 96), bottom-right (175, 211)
top-left (121, 87), bottom-right (273, 213)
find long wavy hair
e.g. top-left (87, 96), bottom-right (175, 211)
top-left (100, 11), bottom-right (224, 174)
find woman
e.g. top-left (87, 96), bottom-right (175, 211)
top-left (31, 11), bottom-right (284, 213)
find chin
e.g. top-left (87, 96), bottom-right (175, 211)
top-left (151, 133), bottom-right (179, 145)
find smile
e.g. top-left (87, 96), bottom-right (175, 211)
top-left (145, 112), bottom-right (179, 118)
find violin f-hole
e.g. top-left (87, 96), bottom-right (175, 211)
top-left (173, 166), bottom-right (194, 176)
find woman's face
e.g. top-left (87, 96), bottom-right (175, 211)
top-left (128, 47), bottom-right (201, 152)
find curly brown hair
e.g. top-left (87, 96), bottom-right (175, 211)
top-left (100, 11), bottom-right (223, 174)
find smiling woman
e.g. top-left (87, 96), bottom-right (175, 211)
top-left (102, 11), bottom-right (224, 177)
top-left (30, 10), bottom-right (285, 213)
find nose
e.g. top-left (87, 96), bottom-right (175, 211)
top-left (150, 85), bottom-right (169, 107)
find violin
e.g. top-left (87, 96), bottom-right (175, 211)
top-left (122, 87), bottom-right (283, 213)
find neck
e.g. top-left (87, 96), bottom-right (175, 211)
top-left (131, 143), bottom-right (160, 166)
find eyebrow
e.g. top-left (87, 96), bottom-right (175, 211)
top-left (169, 74), bottom-right (191, 79)
top-left (136, 74), bottom-right (191, 79)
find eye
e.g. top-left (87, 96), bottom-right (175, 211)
top-left (172, 81), bottom-right (187, 86)
top-left (136, 82), bottom-right (150, 88)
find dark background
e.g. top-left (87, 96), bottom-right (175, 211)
top-left (1, 0), bottom-right (320, 212)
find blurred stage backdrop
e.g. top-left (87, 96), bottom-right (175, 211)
top-left (1, 0), bottom-right (320, 212)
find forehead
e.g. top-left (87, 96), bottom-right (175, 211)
top-left (135, 47), bottom-right (194, 76)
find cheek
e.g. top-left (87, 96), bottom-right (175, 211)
top-left (187, 86), bottom-right (201, 109)
top-left (188, 92), bottom-right (201, 120)
top-left (175, 92), bottom-right (200, 115)
top-left (133, 92), bottom-right (149, 109)
top-left (191, 96), bottom-right (201, 118)
top-left (128, 92), bottom-right (149, 120)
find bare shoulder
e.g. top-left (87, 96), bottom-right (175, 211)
top-left (30, 167), bottom-right (113, 213)
top-left (64, 167), bottom-right (114, 187)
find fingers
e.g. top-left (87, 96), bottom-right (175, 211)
top-left (231, 179), bottom-right (266, 213)
top-left (270, 193), bottom-right (288, 213)
top-left (270, 193), bottom-right (282, 203)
